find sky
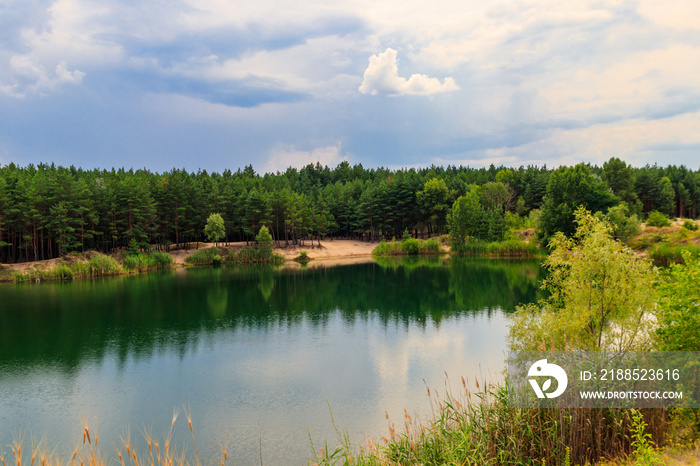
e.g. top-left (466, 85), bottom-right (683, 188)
top-left (1, 0), bottom-right (699, 174)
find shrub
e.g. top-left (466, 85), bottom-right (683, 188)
top-left (455, 239), bottom-right (541, 257)
top-left (295, 250), bottom-right (310, 262)
top-left (123, 254), bottom-right (147, 271)
top-left (83, 255), bottom-right (123, 276)
top-left (604, 204), bottom-right (641, 243)
top-left (400, 237), bottom-right (420, 254)
top-left (648, 243), bottom-right (700, 267)
top-left (646, 211), bottom-right (671, 227)
top-left (185, 248), bottom-right (220, 265)
top-left (372, 238), bottom-right (445, 256)
top-left (682, 219), bottom-right (699, 231)
top-left (227, 246), bottom-right (285, 264)
top-left (124, 252), bottom-right (175, 270)
top-left (423, 238), bottom-right (442, 254)
top-left (149, 252), bottom-right (175, 269)
top-left (52, 264), bottom-right (74, 280)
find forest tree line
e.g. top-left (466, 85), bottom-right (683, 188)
top-left (0, 158), bottom-right (698, 263)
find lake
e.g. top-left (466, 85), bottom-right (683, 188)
top-left (0, 256), bottom-right (543, 465)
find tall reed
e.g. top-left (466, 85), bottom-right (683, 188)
top-left (311, 377), bottom-right (668, 466)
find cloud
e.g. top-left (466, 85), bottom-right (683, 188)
top-left (358, 48), bottom-right (458, 96)
top-left (262, 143), bottom-right (347, 174)
top-left (2, 57), bottom-right (85, 97)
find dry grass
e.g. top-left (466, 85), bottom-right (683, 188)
top-left (0, 407), bottom-right (229, 466)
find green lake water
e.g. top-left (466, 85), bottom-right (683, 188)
top-left (0, 256), bottom-right (543, 465)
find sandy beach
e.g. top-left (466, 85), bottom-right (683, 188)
top-left (2, 239), bottom-right (382, 274)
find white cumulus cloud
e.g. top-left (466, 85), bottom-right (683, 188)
top-left (358, 48), bottom-right (458, 96)
top-left (262, 143), bottom-right (348, 174)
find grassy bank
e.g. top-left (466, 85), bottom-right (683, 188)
top-left (309, 379), bottom-right (676, 466)
top-left (630, 219), bottom-right (700, 266)
top-left (452, 238), bottom-right (544, 257)
top-left (183, 246), bottom-right (285, 265)
top-left (0, 383), bottom-right (692, 466)
top-left (7, 251), bottom-right (174, 283)
top-left (371, 236), bottom-right (445, 256)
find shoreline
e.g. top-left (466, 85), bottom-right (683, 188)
top-left (0, 240), bottom-right (383, 281)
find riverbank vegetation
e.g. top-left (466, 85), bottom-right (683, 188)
top-left (371, 230), bottom-right (445, 256)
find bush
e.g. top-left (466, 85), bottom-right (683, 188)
top-left (455, 239), bottom-right (541, 257)
top-left (646, 211), bottom-right (671, 227)
top-left (423, 238), bottom-right (442, 254)
top-left (149, 252), bottom-right (175, 269)
top-left (184, 248), bottom-right (221, 266)
top-left (682, 219), bottom-right (699, 231)
top-left (124, 251), bottom-right (175, 270)
top-left (400, 237), bottom-right (420, 254)
top-left (295, 250), bottom-right (310, 262)
top-left (372, 238), bottom-right (445, 256)
top-left (52, 264), bottom-right (74, 280)
top-left (648, 243), bottom-right (700, 267)
top-left (227, 246), bottom-right (284, 264)
top-left (604, 204), bottom-right (641, 243)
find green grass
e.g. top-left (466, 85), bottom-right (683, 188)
top-left (226, 246), bottom-right (284, 264)
top-left (311, 379), bottom-right (669, 466)
top-left (11, 253), bottom-right (125, 283)
top-left (184, 247), bottom-right (222, 265)
top-left (123, 251), bottom-right (175, 271)
top-left (372, 237), bottom-right (445, 256)
top-left (454, 238), bottom-right (543, 257)
top-left (295, 250), bottom-right (311, 262)
top-left (648, 243), bottom-right (700, 266)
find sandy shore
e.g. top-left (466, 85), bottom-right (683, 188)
top-left (172, 239), bottom-right (380, 265)
top-left (2, 239), bottom-right (381, 273)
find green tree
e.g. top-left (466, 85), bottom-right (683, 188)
top-left (603, 157), bottom-right (636, 204)
top-left (509, 207), bottom-right (657, 352)
top-left (602, 204), bottom-right (641, 244)
top-left (417, 178), bottom-right (450, 235)
top-left (448, 192), bottom-right (481, 249)
top-left (539, 164), bottom-right (619, 245)
top-left (204, 213), bottom-right (225, 246)
top-left (656, 176), bottom-right (675, 216)
top-left (256, 225), bottom-right (273, 252)
top-left (655, 251), bottom-right (700, 350)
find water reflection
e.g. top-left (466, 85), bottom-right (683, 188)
top-left (0, 258), bottom-right (544, 372)
top-left (0, 257), bottom-right (544, 465)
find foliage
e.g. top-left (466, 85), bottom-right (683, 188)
top-left (417, 178), bottom-right (450, 235)
top-left (447, 187), bottom-right (507, 250)
top-left (648, 243), bottom-right (700, 266)
top-left (630, 409), bottom-right (663, 466)
top-left (371, 237), bottom-right (445, 256)
top-left (295, 250), bottom-right (310, 262)
top-left (11, 253), bottom-right (126, 282)
top-left (455, 238), bottom-right (542, 257)
top-left (184, 247), bottom-right (221, 265)
top-left (602, 203), bottom-right (641, 244)
top-left (204, 213), bottom-right (225, 244)
top-left (682, 219), bottom-right (699, 231)
top-left (123, 252), bottom-right (175, 270)
top-left (1, 159), bottom-right (699, 265)
top-left (538, 163), bottom-right (619, 245)
top-left (226, 226), bottom-right (284, 264)
top-left (505, 211), bottom-right (537, 231)
top-left (510, 207), bottom-right (658, 352)
top-left (255, 225), bottom-right (273, 250)
top-left (310, 381), bottom-right (667, 466)
top-left (656, 251), bottom-right (700, 350)
top-left (603, 157), bottom-right (637, 204)
top-left (646, 211), bottom-right (671, 227)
